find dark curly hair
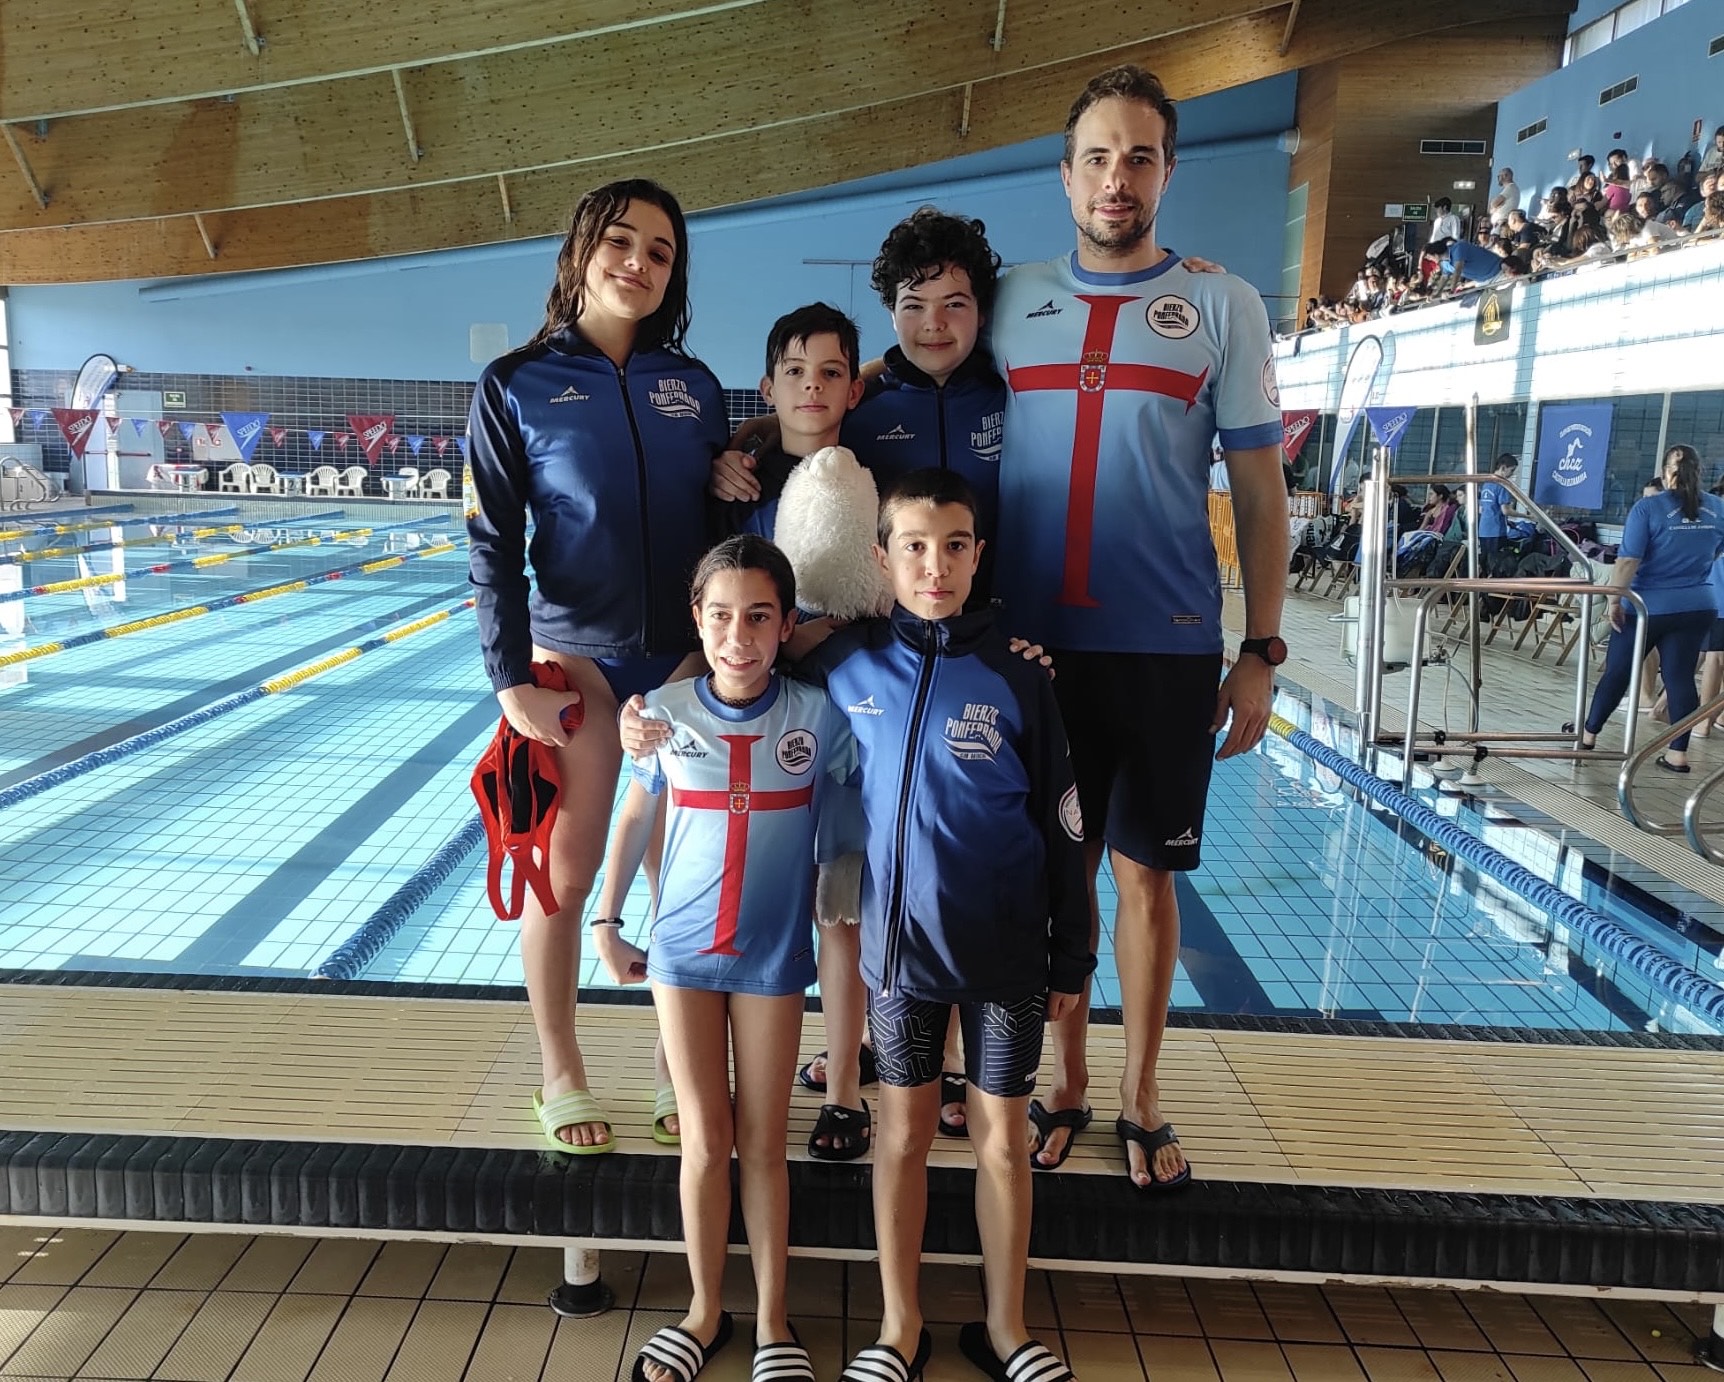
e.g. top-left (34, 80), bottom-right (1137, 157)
top-left (528, 178), bottom-right (692, 353)
top-left (869, 207), bottom-right (1002, 320)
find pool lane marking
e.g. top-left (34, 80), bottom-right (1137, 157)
top-left (2, 522), bottom-right (248, 565)
top-left (0, 506), bottom-right (242, 549)
top-left (0, 598), bottom-right (477, 814)
top-left (0, 540), bottom-right (463, 669)
top-left (0, 515), bottom-right (448, 602)
top-left (1266, 712), bottom-right (1724, 1025)
top-left (0, 503), bottom-right (142, 541)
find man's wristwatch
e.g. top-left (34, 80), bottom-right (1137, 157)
top-left (590, 916), bottom-right (625, 929)
top-left (1239, 636), bottom-right (1288, 667)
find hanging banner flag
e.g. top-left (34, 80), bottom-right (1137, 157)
top-left (1364, 405), bottom-right (1416, 454)
top-left (52, 408), bottom-right (100, 459)
top-left (7, 407), bottom-right (23, 427)
top-left (1282, 410), bottom-right (1319, 463)
top-left (220, 411), bottom-right (270, 462)
top-left (106, 415), bottom-right (123, 434)
top-left (28, 410), bottom-right (48, 427)
top-left (347, 414), bottom-right (394, 466)
top-left (455, 437), bottom-right (468, 458)
top-left (157, 420), bottom-right (177, 440)
top-left (130, 418), bottom-right (149, 437)
top-left (333, 433), bottom-right (352, 452)
top-left (268, 427), bottom-right (287, 447)
top-left (1534, 403), bottom-right (1612, 510)
top-left (307, 430), bottom-right (326, 451)
top-left (385, 436), bottom-right (401, 454)
top-left (177, 422), bottom-right (198, 441)
top-left (406, 435), bottom-right (426, 456)
top-left (1474, 283), bottom-right (1513, 347)
top-left (433, 437), bottom-right (451, 457)
top-left (202, 423), bottom-right (227, 448)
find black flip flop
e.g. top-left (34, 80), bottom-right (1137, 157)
top-left (1116, 1116), bottom-right (1193, 1189)
top-left (957, 1322), bottom-right (1075, 1382)
top-left (807, 1099), bottom-right (871, 1162)
top-left (1027, 1099), bottom-right (1092, 1170)
top-left (938, 1071), bottom-right (969, 1138)
top-left (795, 1044), bottom-right (878, 1093)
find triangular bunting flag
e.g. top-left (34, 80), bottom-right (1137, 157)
top-left (347, 414), bottom-right (394, 466)
top-left (334, 433), bottom-right (351, 451)
top-left (433, 437), bottom-right (450, 456)
top-left (177, 422), bottom-right (197, 440)
top-left (268, 427), bottom-right (287, 447)
top-left (1364, 405), bottom-right (1416, 454)
top-left (131, 418), bottom-right (149, 436)
top-left (6, 407), bottom-right (22, 427)
top-left (157, 420), bottom-right (177, 440)
top-left (455, 437), bottom-right (468, 458)
top-left (307, 430), bottom-right (326, 451)
top-left (385, 436), bottom-right (401, 454)
top-left (51, 408), bottom-right (100, 459)
top-left (220, 411), bottom-right (269, 461)
top-left (406, 435), bottom-right (425, 456)
top-left (202, 422), bottom-right (227, 448)
top-left (27, 410), bottom-right (47, 427)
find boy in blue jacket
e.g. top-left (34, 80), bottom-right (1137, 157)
top-left (811, 469), bottom-right (1091, 1382)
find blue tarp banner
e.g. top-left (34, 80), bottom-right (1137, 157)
top-left (1534, 404), bottom-right (1613, 509)
top-left (220, 411), bottom-right (270, 462)
top-left (1364, 406), bottom-right (1416, 453)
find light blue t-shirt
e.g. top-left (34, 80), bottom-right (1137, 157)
top-left (1708, 553), bottom-right (1724, 619)
top-left (635, 675), bottom-right (854, 996)
top-left (1619, 491), bottom-right (1724, 617)
top-left (1477, 480), bottom-right (1511, 539)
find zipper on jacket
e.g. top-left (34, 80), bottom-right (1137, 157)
top-left (615, 362), bottom-right (656, 650)
top-left (935, 384), bottom-right (950, 471)
top-left (881, 625), bottom-right (938, 996)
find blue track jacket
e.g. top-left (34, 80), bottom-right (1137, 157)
top-left (802, 604), bottom-right (1093, 1004)
top-left (467, 328), bottom-right (728, 691)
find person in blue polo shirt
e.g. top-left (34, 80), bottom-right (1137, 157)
top-left (1476, 453), bottom-right (1522, 573)
top-left (1576, 444), bottom-right (1724, 772)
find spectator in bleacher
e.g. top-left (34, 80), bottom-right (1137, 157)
top-left (1602, 164), bottom-right (1634, 213)
top-left (1429, 197), bottom-right (1464, 248)
top-left (1574, 170), bottom-right (1605, 210)
top-left (1574, 445), bottom-right (1724, 773)
top-left (1506, 209), bottom-right (1543, 250)
top-left (1632, 159), bottom-right (1668, 201)
top-left (1702, 127), bottom-right (1724, 177)
top-left (1420, 484), bottom-right (1458, 535)
top-left (1662, 177), bottom-right (1700, 227)
top-left (1606, 148), bottom-right (1631, 182)
top-left (1693, 191), bottom-right (1724, 239)
top-left (1488, 167), bottom-right (1521, 228)
top-left (1539, 186), bottom-right (1571, 236)
top-left (1435, 237), bottom-right (1509, 293)
top-left (1568, 154), bottom-right (1597, 193)
top-left (1629, 195), bottom-right (1679, 244)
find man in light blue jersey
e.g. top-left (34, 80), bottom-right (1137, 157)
top-left (991, 65), bottom-right (1289, 1189)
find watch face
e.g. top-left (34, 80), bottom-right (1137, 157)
top-left (1265, 636), bottom-right (1288, 665)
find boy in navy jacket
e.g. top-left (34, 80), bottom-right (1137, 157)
top-left (809, 469), bottom-right (1090, 1382)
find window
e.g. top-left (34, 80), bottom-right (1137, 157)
top-left (1517, 119), bottom-right (1549, 143)
top-left (1613, 0), bottom-right (1661, 37)
top-left (1664, 391), bottom-right (1724, 485)
top-left (1599, 76), bottom-right (1639, 104)
top-left (1391, 410), bottom-right (1437, 478)
top-left (1419, 139), bottom-right (1488, 156)
top-left (1564, 0), bottom-right (1696, 63)
top-left (1711, 32), bottom-right (1724, 56)
top-left (1568, 16), bottom-right (1613, 62)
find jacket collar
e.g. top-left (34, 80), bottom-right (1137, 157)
top-left (888, 601), bottom-right (997, 655)
top-left (882, 344), bottom-right (1002, 392)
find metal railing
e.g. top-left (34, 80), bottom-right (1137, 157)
top-left (1612, 691), bottom-right (1724, 852)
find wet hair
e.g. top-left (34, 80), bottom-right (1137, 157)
top-left (1665, 444), bottom-right (1703, 521)
top-left (1493, 453), bottom-right (1519, 476)
top-left (1062, 64), bottom-right (1178, 165)
top-left (689, 534), bottom-right (797, 616)
top-left (876, 468), bottom-right (981, 548)
top-left (764, 303), bottom-right (860, 379)
top-left (869, 206), bottom-right (1003, 321)
top-left (529, 179), bottom-right (692, 353)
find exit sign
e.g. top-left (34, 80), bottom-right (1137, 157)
top-left (1403, 202), bottom-right (1430, 221)
top-left (164, 391), bottom-right (186, 408)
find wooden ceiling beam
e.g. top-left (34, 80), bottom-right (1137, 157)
top-left (232, 0), bottom-right (264, 58)
top-left (0, 124), bottom-right (49, 209)
top-left (0, 0), bottom-right (759, 122)
top-left (0, 0), bottom-right (1288, 232)
top-left (0, 1), bottom-right (1571, 284)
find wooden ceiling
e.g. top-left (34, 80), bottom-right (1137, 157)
top-left (0, 0), bottom-right (1572, 284)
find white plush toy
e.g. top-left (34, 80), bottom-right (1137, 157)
top-left (771, 444), bottom-right (888, 928)
top-left (772, 445), bottom-right (893, 621)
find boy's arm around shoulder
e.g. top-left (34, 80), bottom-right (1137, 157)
top-left (1007, 651), bottom-right (1095, 996)
top-left (785, 616), bottom-right (879, 690)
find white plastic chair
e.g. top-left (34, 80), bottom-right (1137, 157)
top-left (419, 468), bottom-right (451, 499)
top-left (0, 459), bottom-right (57, 511)
top-left (218, 462), bottom-right (252, 493)
top-left (305, 464), bottom-right (341, 496)
top-left (248, 462), bottom-right (282, 494)
top-left (337, 466), bottom-right (368, 497)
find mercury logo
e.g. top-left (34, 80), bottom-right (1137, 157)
top-left (1026, 301), bottom-right (1062, 318)
top-left (1164, 827), bottom-right (1200, 847)
top-left (876, 423), bottom-right (915, 442)
top-left (846, 694), bottom-right (885, 716)
top-left (550, 385), bottom-right (590, 404)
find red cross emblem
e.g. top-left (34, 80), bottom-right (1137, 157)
top-left (729, 786), bottom-right (750, 814)
top-left (1080, 351), bottom-right (1107, 393)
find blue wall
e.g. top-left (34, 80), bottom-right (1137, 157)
top-left (5, 76), bottom-right (1296, 389)
top-left (1493, 0), bottom-right (1724, 216)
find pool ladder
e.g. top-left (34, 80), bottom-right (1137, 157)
top-left (1618, 692), bottom-right (1724, 864)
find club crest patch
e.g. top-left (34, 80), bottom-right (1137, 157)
top-left (1262, 358), bottom-right (1281, 407)
top-left (776, 729), bottom-right (816, 774)
top-left (1146, 295), bottom-right (1200, 339)
top-left (1059, 785), bottom-right (1084, 841)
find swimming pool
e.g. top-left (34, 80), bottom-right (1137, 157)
top-left (3, 497), bottom-right (1721, 1037)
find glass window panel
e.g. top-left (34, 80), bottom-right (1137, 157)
top-left (1614, 0), bottom-right (1660, 36)
top-left (1665, 391), bottom-right (1724, 487)
top-left (1571, 15), bottom-right (1613, 57)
